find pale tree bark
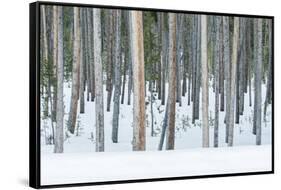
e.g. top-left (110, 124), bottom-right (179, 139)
top-left (228, 17), bottom-right (239, 147)
top-left (166, 13), bottom-right (177, 150)
top-left (112, 10), bottom-right (121, 143)
top-left (93, 8), bottom-right (105, 152)
top-left (254, 18), bottom-right (263, 145)
top-left (201, 15), bottom-right (209, 148)
top-left (223, 16), bottom-right (231, 143)
top-left (68, 7), bottom-right (81, 134)
top-left (131, 11), bottom-right (146, 151)
top-left (54, 6), bottom-right (64, 153)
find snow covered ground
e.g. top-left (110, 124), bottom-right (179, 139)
top-left (41, 145), bottom-right (272, 185)
top-left (40, 79), bottom-right (272, 185)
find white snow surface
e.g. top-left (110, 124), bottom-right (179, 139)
top-left (41, 145), bottom-right (272, 185)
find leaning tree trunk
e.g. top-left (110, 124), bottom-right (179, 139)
top-left (201, 15), bottom-right (209, 148)
top-left (93, 8), bottom-right (104, 152)
top-left (166, 13), bottom-right (177, 150)
top-left (131, 11), bottom-right (146, 151)
top-left (112, 10), bottom-right (121, 143)
top-left (68, 7), bottom-right (81, 134)
top-left (228, 17), bottom-right (239, 147)
top-left (54, 6), bottom-right (64, 153)
top-left (254, 19), bottom-right (263, 145)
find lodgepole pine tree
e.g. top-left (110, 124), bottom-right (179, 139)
top-left (201, 15), bottom-right (209, 148)
top-left (166, 13), bottom-right (177, 150)
top-left (254, 19), bottom-right (263, 145)
top-left (228, 17), bottom-right (239, 147)
top-left (54, 6), bottom-right (64, 153)
top-left (112, 10), bottom-right (122, 143)
top-left (93, 8), bottom-right (104, 151)
top-left (131, 11), bottom-right (146, 151)
top-left (223, 16), bottom-right (231, 143)
top-left (68, 7), bottom-right (81, 134)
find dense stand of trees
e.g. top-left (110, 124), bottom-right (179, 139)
top-left (40, 5), bottom-right (273, 153)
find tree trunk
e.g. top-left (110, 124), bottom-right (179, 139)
top-left (131, 11), bottom-right (146, 151)
top-left (228, 17), bottom-right (239, 147)
top-left (223, 16), bottom-right (231, 143)
top-left (79, 9), bottom-right (85, 114)
top-left (127, 12), bottom-right (133, 105)
top-left (106, 10), bottom-right (113, 111)
top-left (160, 13), bottom-right (167, 106)
top-left (264, 20), bottom-right (272, 120)
top-left (112, 10), bottom-right (121, 143)
top-left (219, 18), bottom-right (225, 112)
top-left (201, 15), bottom-right (209, 148)
top-left (93, 8), bottom-right (104, 151)
top-left (254, 19), bottom-right (263, 145)
top-left (52, 6), bottom-right (58, 122)
top-left (166, 13), bottom-right (177, 150)
top-left (54, 6), bottom-right (64, 153)
top-left (176, 14), bottom-right (183, 106)
top-left (214, 16), bottom-right (220, 148)
top-left (67, 7), bottom-right (81, 134)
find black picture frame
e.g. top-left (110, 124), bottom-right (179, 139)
top-left (29, 1), bottom-right (274, 189)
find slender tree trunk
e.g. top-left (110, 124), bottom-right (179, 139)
top-left (166, 13), bottom-right (177, 150)
top-left (121, 13), bottom-right (129, 104)
top-left (54, 6), bottom-right (64, 153)
top-left (195, 16), bottom-right (201, 120)
top-left (112, 10), bottom-right (121, 143)
top-left (127, 12), bottom-right (133, 105)
top-left (68, 7), bottom-right (81, 134)
top-left (150, 81), bottom-right (155, 137)
top-left (79, 9), bottom-right (85, 114)
top-left (52, 6), bottom-right (58, 122)
top-left (228, 17), bottom-right (239, 147)
top-left (176, 14), bottom-right (183, 106)
top-left (131, 11), bottom-right (146, 151)
top-left (158, 103), bottom-right (168, 150)
top-left (219, 18), bottom-right (225, 112)
top-left (223, 16), bottom-right (231, 143)
top-left (93, 8), bottom-right (104, 151)
top-left (264, 20), bottom-right (272, 120)
top-left (254, 19), bottom-right (263, 145)
top-left (192, 15), bottom-right (198, 123)
top-left (106, 10), bottom-right (113, 111)
top-left (160, 13), bottom-right (166, 106)
top-left (214, 16), bottom-right (220, 148)
top-left (201, 15), bottom-right (209, 148)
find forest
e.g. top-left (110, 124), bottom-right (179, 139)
top-left (40, 5), bottom-right (272, 154)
